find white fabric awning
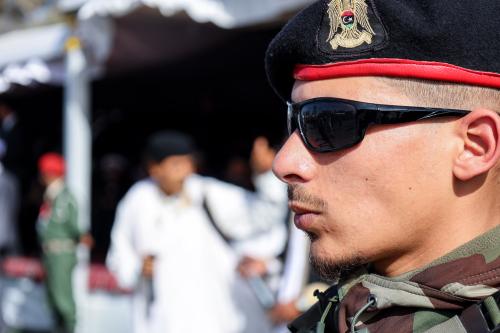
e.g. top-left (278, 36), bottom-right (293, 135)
top-left (0, 23), bottom-right (70, 92)
top-left (0, 0), bottom-right (313, 93)
top-left (0, 23), bottom-right (69, 69)
top-left (78, 0), bottom-right (313, 28)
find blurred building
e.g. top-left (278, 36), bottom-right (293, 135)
top-left (0, 0), bottom-right (314, 257)
top-left (0, 2), bottom-right (314, 332)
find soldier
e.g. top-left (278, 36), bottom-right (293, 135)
top-left (37, 153), bottom-right (91, 333)
top-left (265, 0), bottom-right (500, 332)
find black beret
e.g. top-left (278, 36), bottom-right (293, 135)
top-left (145, 131), bottom-right (196, 162)
top-left (265, 0), bottom-right (500, 101)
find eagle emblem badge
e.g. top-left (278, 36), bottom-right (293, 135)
top-left (327, 0), bottom-right (376, 50)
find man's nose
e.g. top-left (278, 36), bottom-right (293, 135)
top-left (272, 131), bottom-right (316, 185)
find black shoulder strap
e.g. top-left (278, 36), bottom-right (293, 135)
top-left (288, 285), bottom-right (340, 333)
top-left (460, 290), bottom-right (500, 333)
top-left (202, 195), bottom-right (234, 245)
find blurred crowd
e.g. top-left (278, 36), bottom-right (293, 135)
top-left (0, 102), bottom-right (325, 333)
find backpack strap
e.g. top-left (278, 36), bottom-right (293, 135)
top-left (202, 195), bottom-right (234, 245)
top-left (424, 316), bottom-right (468, 333)
top-left (424, 291), bottom-right (500, 333)
top-left (459, 290), bottom-right (500, 333)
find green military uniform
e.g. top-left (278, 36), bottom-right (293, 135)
top-left (289, 226), bottom-right (500, 333)
top-left (37, 181), bottom-right (81, 333)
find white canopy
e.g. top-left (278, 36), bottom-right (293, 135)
top-left (78, 0), bottom-right (312, 28)
top-left (0, 23), bottom-right (69, 92)
top-left (0, 0), bottom-right (313, 91)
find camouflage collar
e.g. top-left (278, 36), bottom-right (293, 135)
top-left (328, 225), bottom-right (500, 332)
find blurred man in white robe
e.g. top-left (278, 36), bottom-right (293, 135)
top-left (106, 131), bottom-right (288, 333)
top-left (0, 139), bottom-right (19, 256)
top-left (238, 219), bottom-right (327, 333)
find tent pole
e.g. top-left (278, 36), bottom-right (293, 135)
top-left (63, 33), bottom-right (91, 333)
top-left (63, 35), bottom-right (91, 236)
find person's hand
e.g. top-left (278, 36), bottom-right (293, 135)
top-left (237, 256), bottom-right (268, 278)
top-left (268, 301), bottom-right (301, 325)
top-left (250, 137), bottom-right (276, 175)
top-left (79, 233), bottom-right (94, 249)
top-left (142, 255), bottom-right (155, 278)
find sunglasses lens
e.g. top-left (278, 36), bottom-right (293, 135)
top-left (300, 101), bottom-right (358, 151)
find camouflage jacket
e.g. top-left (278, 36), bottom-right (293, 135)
top-left (289, 225), bottom-right (500, 333)
top-left (37, 184), bottom-right (80, 255)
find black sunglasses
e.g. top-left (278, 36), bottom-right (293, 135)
top-left (287, 97), bottom-right (468, 153)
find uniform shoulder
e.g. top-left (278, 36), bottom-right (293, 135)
top-left (187, 174), bottom-right (243, 198)
top-left (121, 178), bottom-right (158, 202)
top-left (184, 174), bottom-right (243, 204)
top-left (191, 174), bottom-right (237, 190)
top-left (56, 187), bottom-right (77, 206)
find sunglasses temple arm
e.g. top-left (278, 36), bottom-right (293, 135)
top-left (416, 110), bottom-right (468, 120)
top-left (370, 108), bottom-right (468, 124)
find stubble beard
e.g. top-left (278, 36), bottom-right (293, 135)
top-left (309, 252), bottom-right (366, 283)
top-left (288, 184), bottom-right (367, 282)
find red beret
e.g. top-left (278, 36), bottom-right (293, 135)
top-left (38, 153), bottom-right (65, 177)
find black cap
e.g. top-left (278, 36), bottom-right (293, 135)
top-left (145, 131), bottom-right (196, 162)
top-left (265, 0), bottom-right (500, 101)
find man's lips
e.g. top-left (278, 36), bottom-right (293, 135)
top-left (289, 202), bottom-right (321, 231)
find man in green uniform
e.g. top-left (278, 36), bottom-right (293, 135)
top-left (265, 0), bottom-right (500, 332)
top-left (37, 153), bottom-right (87, 333)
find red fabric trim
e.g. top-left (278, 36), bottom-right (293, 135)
top-left (294, 59), bottom-right (500, 89)
top-left (2, 257), bottom-right (45, 281)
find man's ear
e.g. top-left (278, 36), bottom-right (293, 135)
top-left (453, 109), bottom-right (500, 181)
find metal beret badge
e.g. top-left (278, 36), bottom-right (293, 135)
top-left (317, 0), bottom-right (387, 56)
top-left (327, 0), bottom-right (375, 49)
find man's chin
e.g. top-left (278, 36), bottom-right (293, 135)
top-left (309, 251), bottom-right (366, 283)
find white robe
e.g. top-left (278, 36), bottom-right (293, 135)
top-left (0, 163), bottom-right (19, 253)
top-left (273, 223), bottom-right (310, 333)
top-left (106, 171), bottom-right (288, 333)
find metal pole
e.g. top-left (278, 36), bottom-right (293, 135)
top-left (63, 34), bottom-right (91, 333)
top-left (63, 35), bottom-right (91, 233)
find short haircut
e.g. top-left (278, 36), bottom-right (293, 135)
top-left (378, 78), bottom-right (500, 113)
top-left (379, 78), bottom-right (500, 175)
